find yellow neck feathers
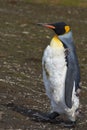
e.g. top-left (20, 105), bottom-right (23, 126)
top-left (50, 35), bottom-right (63, 48)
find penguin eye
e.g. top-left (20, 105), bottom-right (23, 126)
top-left (65, 26), bottom-right (70, 33)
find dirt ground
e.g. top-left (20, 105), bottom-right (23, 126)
top-left (0, 0), bottom-right (87, 130)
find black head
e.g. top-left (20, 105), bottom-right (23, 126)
top-left (37, 22), bottom-right (71, 35)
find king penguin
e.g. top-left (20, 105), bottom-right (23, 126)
top-left (38, 22), bottom-right (81, 126)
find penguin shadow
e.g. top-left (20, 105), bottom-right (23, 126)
top-left (5, 102), bottom-right (76, 128)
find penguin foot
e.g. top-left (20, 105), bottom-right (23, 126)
top-left (33, 112), bottom-right (60, 122)
top-left (47, 112), bottom-right (60, 120)
top-left (63, 121), bottom-right (76, 128)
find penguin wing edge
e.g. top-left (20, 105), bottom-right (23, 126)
top-left (65, 54), bottom-right (75, 108)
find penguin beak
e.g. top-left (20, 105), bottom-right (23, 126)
top-left (37, 23), bottom-right (55, 29)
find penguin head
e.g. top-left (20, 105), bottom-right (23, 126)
top-left (37, 22), bottom-right (71, 35)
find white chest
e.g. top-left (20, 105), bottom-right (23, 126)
top-left (42, 45), bottom-right (67, 102)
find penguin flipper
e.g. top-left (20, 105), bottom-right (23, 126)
top-left (65, 54), bottom-right (75, 108)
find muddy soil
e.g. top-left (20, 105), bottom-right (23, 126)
top-left (0, 1), bottom-right (87, 130)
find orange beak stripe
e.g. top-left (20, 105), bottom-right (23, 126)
top-left (37, 23), bottom-right (55, 29)
top-left (43, 24), bottom-right (55, 29)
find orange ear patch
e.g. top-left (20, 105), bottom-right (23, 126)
top-left (65, 26), bottom-right (70, 33)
